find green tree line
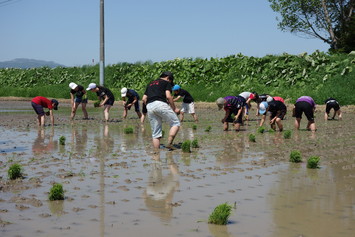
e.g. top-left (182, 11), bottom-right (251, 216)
top-left (0, 51), bottom-right (354, 105)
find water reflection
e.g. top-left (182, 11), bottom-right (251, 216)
top-left (32, 127), bottom-right (57, 154)
top-left (143, 151), bottom-right (180, 223)
top-left (70, 125), bottom-right (88, 154)
top-left (48, 200), bottom-right (64, 216)
top-left (208, 224), bottom-right (232, 237)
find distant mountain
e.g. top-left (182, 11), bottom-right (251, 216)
top-left (0, 58), bottom-right (65, 69)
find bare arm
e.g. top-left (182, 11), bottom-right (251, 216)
top-left (166, 90), bottom-right (177, 112)
top-left (173, 95), bottom-right (182, 102)
top-left (49, 109), bottom-right (54, 126)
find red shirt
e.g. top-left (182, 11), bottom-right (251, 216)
top-left (273, 96), bottom-right (285, 103)
top-left (31, 96), bottom-right (53, 109)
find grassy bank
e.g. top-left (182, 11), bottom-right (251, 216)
top-left (0, 51), bottom-right (354, 105)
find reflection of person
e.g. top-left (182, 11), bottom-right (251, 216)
top-left (293, 96), bottom-right (316, 131)
top-left (143, 151), bottom-right (179, 222)
top-left (324, 97), bottom-right (342, 120)
top-left (172, 85), bottom-right (198, 122)
top-left (216, 96), bottom-right (245, 131)
top-left (142, 71), bottom-right (180, 149)
top-left (259, 100), bottom-right (287, 131)
top-left (120, 87), bottom-right (142, 119)
top-left (32, 128), bottom-right (56, 154)
top-left (31, 96), bottom-right (59, 126)
top-left (69, 82), bottom-right (89, 120)
top-left (86, 83), bottom-right (115, 122)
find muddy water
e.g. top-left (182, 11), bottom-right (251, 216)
top-left (0, 101), bottom-right (354, 237)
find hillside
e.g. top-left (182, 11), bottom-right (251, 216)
top-left (0, 58), bottom-right (65, 69)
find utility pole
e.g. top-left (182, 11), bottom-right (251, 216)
top-left (99, 0), bottom-right (105, 86)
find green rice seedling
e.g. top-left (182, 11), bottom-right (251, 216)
top-left (48, 183), bottom-right (64, 201)
top-left (290, 150), bottom-right (302, 163)
top-left (162, 130), bottom-right (165, 138)
top-left (283, 130), bottom-right (292, 139)
top-left (205, 126), bottom-right (212, 132)
top-left (94, 100), bottom-right (101, 107)
top-left (59, 136), bottom-right (66, 145)
top-left (181, 140), bottom-right (191, 153)
top-left (8, 163), bottom-right (23, 180)
top-left (257, 126), bottom-right (265, 134)
top-left (191, 139), bottom-right (199, 148)
top-left (307, 156), bottom-right (320, 169)
top-left (208, 203), bottom-right (233, 225)
top-left (192, 124), bottom-right (197, 130)
top-left (124, 127), bottom-right (134, 134)
top-left (249, 133), bottom-right (256, 142)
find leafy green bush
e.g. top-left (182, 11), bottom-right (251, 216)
top-left (48, 183), bottom-right (64, 201)
top-left (59, 136), bottom-right (66, 145)
top-left (290, 150), bottom-right (302, 163)
top-left (249, 134), bottom-right (256, 142)
top-left (191, 139), bottom-right (199, 148)
top-left (8, 163), bottom-right (23, 180)
top-left (283, 130), bottom-right (292, 139)
top-left (257, 126), bottom-right (265, 134)
top-left (307, 156), bottom-right (320, 169)
top-left (124, 127), bottom-right (134, 134)
top-left (208, 203), bottom-right (233, 225)
top-left (181, 140), bottom-right (191, 153)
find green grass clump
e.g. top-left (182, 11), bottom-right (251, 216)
top-left (290, 150), bottom-right (302, 163)
top-left (123, 127), bottom-right (134, 134)
top-left (249, 133), bottom-right (256, 142)
top-left (8, 163), bottom-right (23, 180)
top-left (94, 100), bottom-right (101, 107)
top-left (208, 203), bottom-right (233, 225)
top-left (181, 140), bottom-right (191, 153)
top-left (205, 126), bottom-right (212, 132)
top-left (59, 136), bottom-right (66, 145)
top-left (192, 124), bottom-right (197, 130)
top-left (191, 139), bottom-right (199, 148)
top-left (307, 156), bottom-right (320, 169)
top-left (283, 130), bottom-right (292, 139)
top-left (257, 126), bottom-right (265, 134)
top-left (48, 183), bottom-right (64, 201)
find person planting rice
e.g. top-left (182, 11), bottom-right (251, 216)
top-left (216, 96), bottom-right (246, 131)
top-left (142, 71), bottom-right (180, 150)
top-left (324, 97), bottom-right (342, 120)
top-left (69, 82), bottom-right (89, 120)
top-left (259, 100), bottom-right (287, 131)
top-left (31, 96), bottom-right (59, 127)
top-left (238, 91), bottom-right (257, 119)
top-left (293, 96), bottom-right (316, 131)
top-left (86, 83), bottom-right (115, 122)
top-left (172, 85), bottom-right (198, 122)
top-left (120, 87), bottom-right (143, 120)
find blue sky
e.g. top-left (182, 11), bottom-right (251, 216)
top-left (0, 0), bottom-right (330, 67)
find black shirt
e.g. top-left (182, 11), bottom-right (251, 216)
top-left (144, 79), bottom-right (172, 104)
top-left (176, 89), bottom-right (194, 103)
top-left (96, 86), bottom-right (115, 101)
top-left (70, 85), bottom-right (85, 98)
top-left (268, 100), bottom-right (287, 112)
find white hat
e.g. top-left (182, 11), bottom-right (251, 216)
top-left (121, 87), bottom-right (128, 97)
top-left (216, 97), bottom-right (226, 110)
top-left (266, 96), bottom-right (274, 103)
top-left (259, 101), bottom-right (269, 114)
top-left (69, 82), bottom-right (78, 90)
top-left (86, 83), bottom-right (97, 91)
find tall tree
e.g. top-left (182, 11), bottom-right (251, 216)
top-left (268, 0), bottom-right (355, 51)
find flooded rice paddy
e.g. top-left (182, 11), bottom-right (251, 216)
top-left (0, 100), bottom-right (354, 237)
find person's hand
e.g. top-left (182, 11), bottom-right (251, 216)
top-left (174, 108), bottom-right (180, 115)
top-left (221, 118), bottom-right (226, 123)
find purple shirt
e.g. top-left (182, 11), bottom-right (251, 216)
top-left (296, 96), bottom-right (316, 108)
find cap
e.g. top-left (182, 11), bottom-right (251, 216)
top-left (216, 97), bottom-right (226, 110)
top-left (160, 71), bottom-right (174, 81)
top-left (266, 96), bottom-right (274, 103)
top-left (86, 83), bottom-right (97, 91)
top-left (172, 85), bottom-right (181, 91)
top-left (121, 87), bottom-right (128, 97)
top-left (51, 99), bottom-right (59, 110)
top-left (69, 82), bottom-right (78, 90)
top-left (259, 101), bottom-right (268, 114)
